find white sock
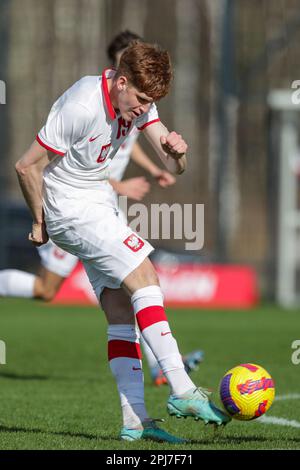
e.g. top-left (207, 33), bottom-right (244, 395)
top-left (0, 270), bottom-right (35, 298)
top-left (140, 336), bottom-right (158, 369)
top-left (131, 285), bottom-right (195, 396)
top-left (108, 324), bottom-right (149, 429)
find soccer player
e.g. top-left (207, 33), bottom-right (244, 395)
top-left (15, 40), bottom-right (230, 442)
top-left (0, 31), bottom-right (204, 386)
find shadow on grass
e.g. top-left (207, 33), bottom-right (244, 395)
top-left (0, 371), bottom-right (101, 383)
top-left (0, 424), bottom-right (117, 443)
top-left (0, 372), bottom-right (50, 381)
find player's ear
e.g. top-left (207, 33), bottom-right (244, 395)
top-left (117, 76), bottom-right (128, 92)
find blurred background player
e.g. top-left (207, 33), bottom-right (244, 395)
top-left (0, 30), bottom-right (203, 386)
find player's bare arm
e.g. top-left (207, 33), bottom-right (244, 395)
top-left (109, 176), bottom-right (150, 201)
top-left (15, 140), bottom-right (55, 246)
top-left (143, 121), bottom-right (187, 175)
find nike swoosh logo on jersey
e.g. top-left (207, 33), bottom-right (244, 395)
top-left (89, 134), bottom-right (101, 142)
top-left (132, 366), bottom-right (142, 371)
top-left (161, 331), bottom-right (171, 336)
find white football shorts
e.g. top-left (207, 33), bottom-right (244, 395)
top-left (37, 239), bottom-right (78, 278)
top-left (45, 189), bottom-right (153, 300)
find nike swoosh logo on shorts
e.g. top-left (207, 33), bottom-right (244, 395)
top-left (161, 331), bottom-right (171, 336)
top-left (89, 134), bottom-right (101, 142)
top-left (132, 366), bottom-right (142, 371)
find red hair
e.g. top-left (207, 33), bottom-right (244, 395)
top-left (116, 41), bottom-right (173, 101)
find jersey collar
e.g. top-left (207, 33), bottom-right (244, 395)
top-left (101, 68), bottom-right (117, 120)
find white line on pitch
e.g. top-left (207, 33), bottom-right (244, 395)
top-left (258, 416), bottom-right (300, 428)
top-left (275, 393), bottom-right (300, 401)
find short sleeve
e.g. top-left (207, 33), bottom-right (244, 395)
top-left (135, 103), bottom-right (160, 131)
top-left (37, 101), bottom-right (92, 155)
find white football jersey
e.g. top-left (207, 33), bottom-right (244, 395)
top-left (37, 69), bottom-right (160, 190)
top-left (109, 127), bottom-right (139, 182)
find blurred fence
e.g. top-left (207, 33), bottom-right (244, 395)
top-left (1, 0), bottom-right (300, 299)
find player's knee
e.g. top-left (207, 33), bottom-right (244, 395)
top-left (122, 258), bottom-right (160, 294)
top-left (36, 289), bottom-right (56, 302)
top-left (145, 269), bottom-right (159, 286)
top-left (138, 263), bottom-right (159, 285)
top-left (34, 279), bottom-right (57, 302)
top-left (41, 289), bottom-right (57, 302)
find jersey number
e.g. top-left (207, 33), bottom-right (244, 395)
top-left (116, 117), bottom-right (132, 139)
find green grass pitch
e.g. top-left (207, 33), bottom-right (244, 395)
top-left (0, 299), bottom-right (300, 450)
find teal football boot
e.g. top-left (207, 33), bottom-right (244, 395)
top-left (167, 387), bottom-right (231, 426)
top-left (120, 419), bottom-right (188, 443)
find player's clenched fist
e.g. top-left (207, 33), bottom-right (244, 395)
top-left (29, 221), bottom-right (49, 246)
top-left (160, 132), bottom-right (188, 160)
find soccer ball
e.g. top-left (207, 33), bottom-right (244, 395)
top-left (219, 363), bottom-right (275, 420)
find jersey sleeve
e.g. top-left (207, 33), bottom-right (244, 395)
top-left (36, 101), bottom-right (92, 155)
top-left (135, 103), bottom-right (160, 131)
